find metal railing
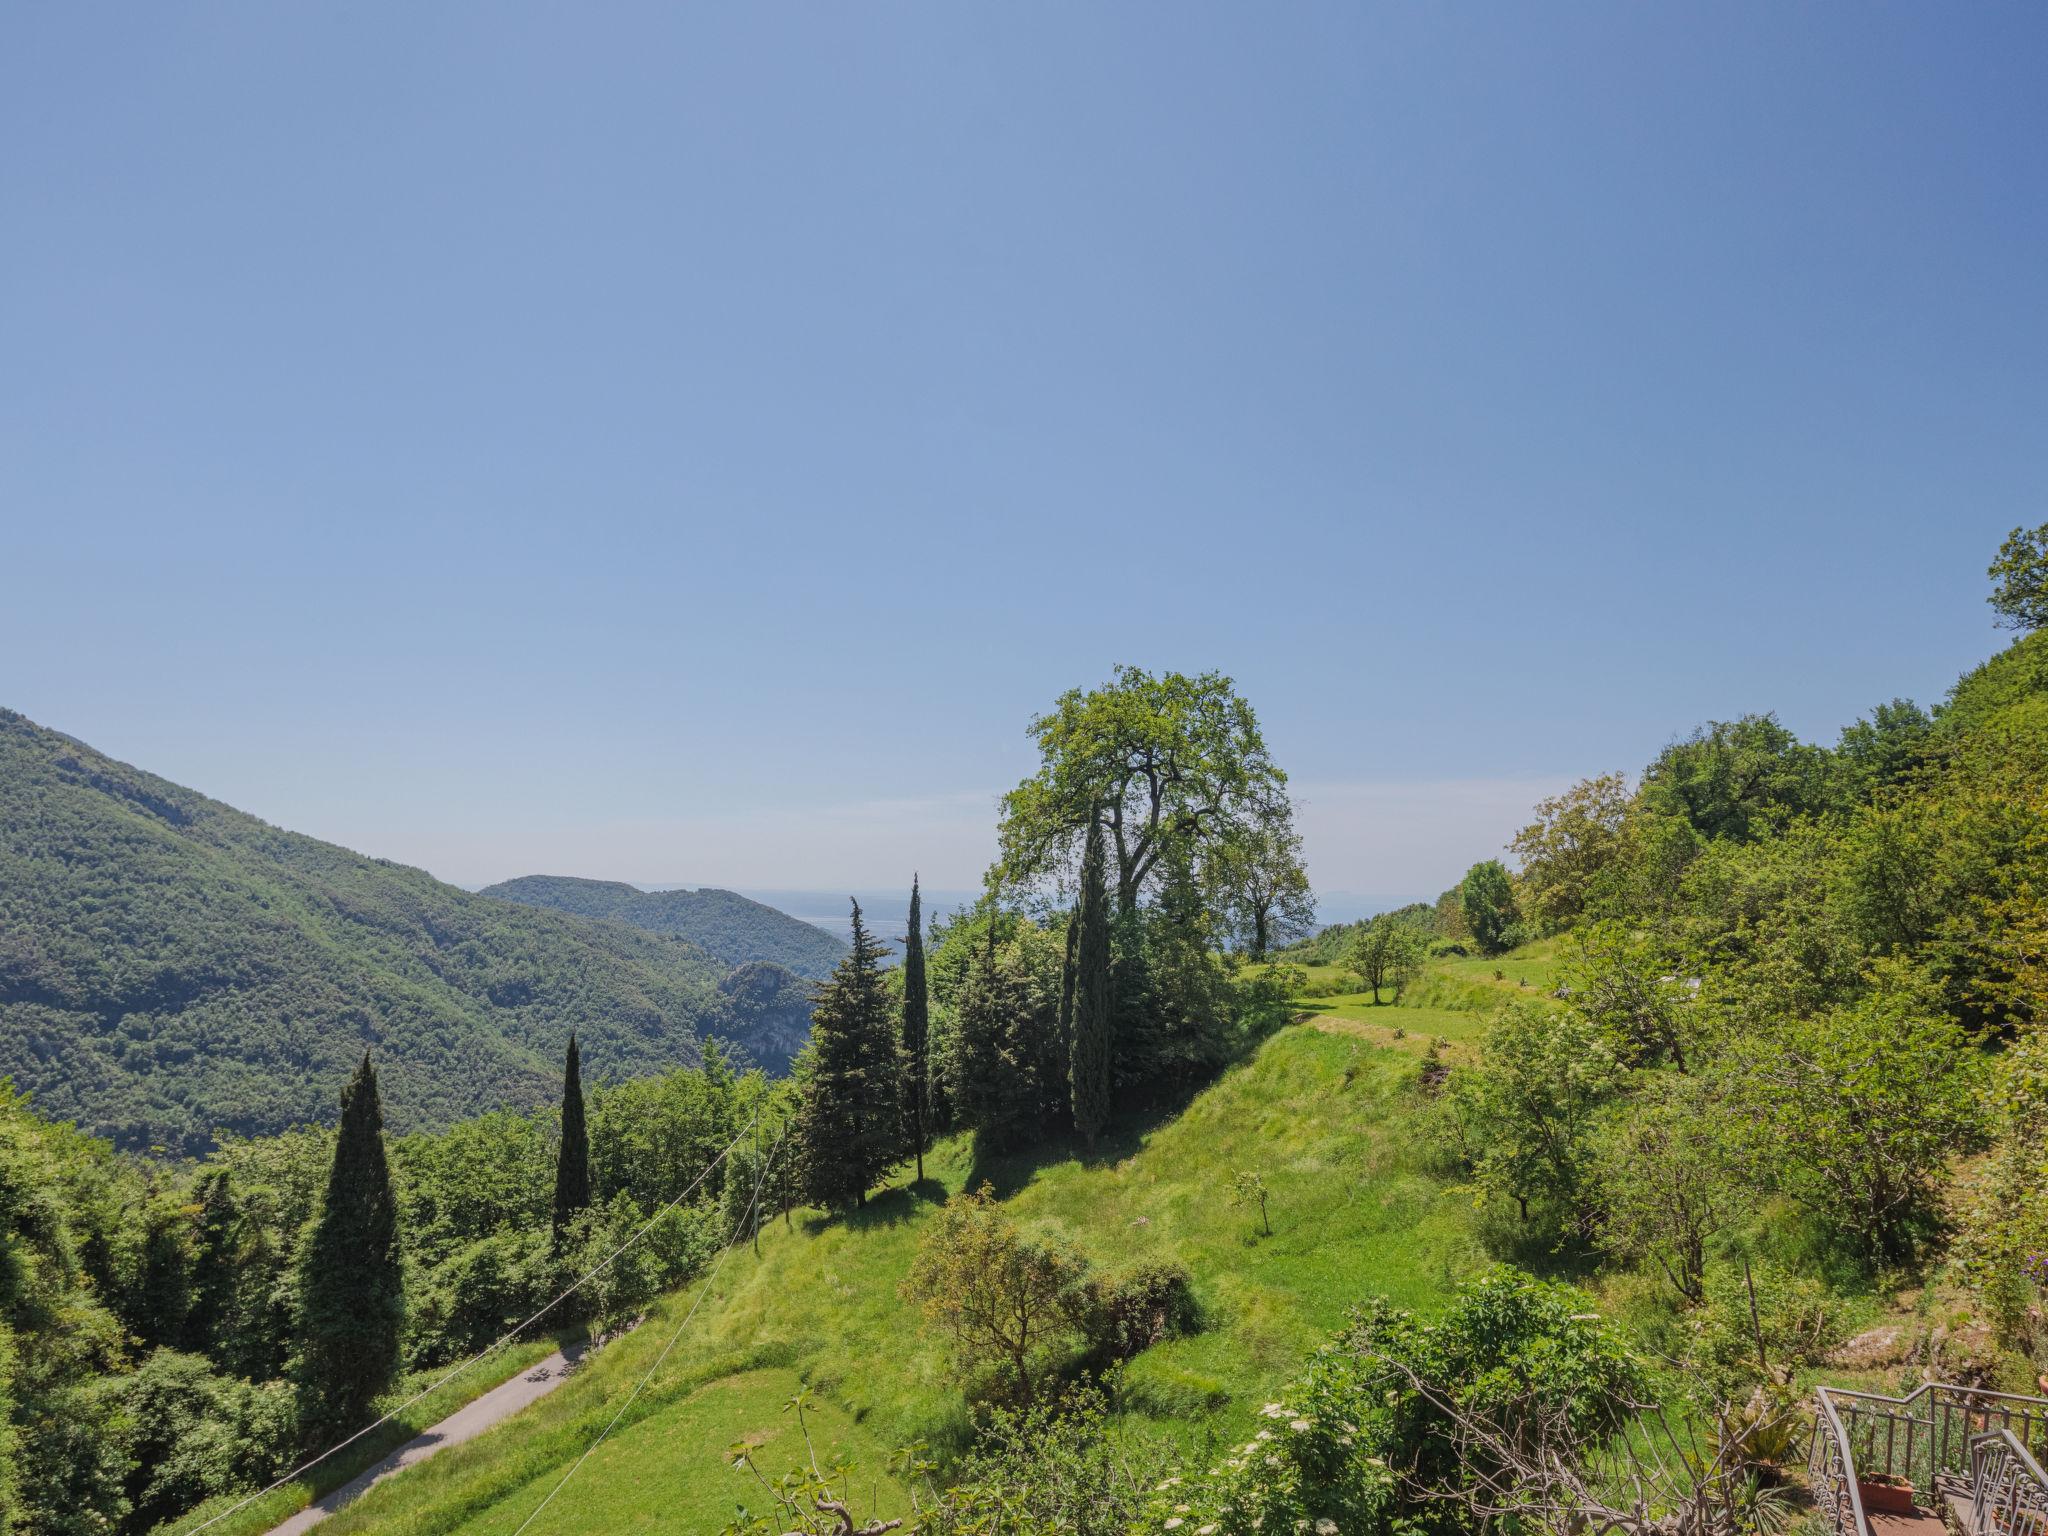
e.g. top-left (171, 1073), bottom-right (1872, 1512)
top-left (1809, 1382), bottom-right (2048, 1534)
top-left (1969, 1429), bottom-right (2048, 1536)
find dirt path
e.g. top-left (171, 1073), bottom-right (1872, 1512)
top-left (263, 1341), bottom-right (590, 1536)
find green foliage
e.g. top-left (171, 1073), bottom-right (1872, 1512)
top-left (0, 708), bottom-right (737, 1153)
top-left (1346, 913), bottom-right (1427, 1005)
top-left (901, 1184), bottom-right (1089, 1406)
top-left (943, 910), bottom-right (1069, 1152)
top-left (1989, 521), bottom-right (2048, 632)
top-left (550, 1034), bottom-right (591, 1249)
top-left (295, 1055), bottom-right (403, 1446)
top-left (1210, 819), bottom-right (1316, 960)
top-left (1076, 1263), bottom-right (1201, 1366)
top-left (1070, 823), bottom-right (1115, 1142)
top-left (1459, 860), bottom-right (1520, 955)
top-left (1510, 772), bottom-right (1633, 933)
top-left (922, 1385), bottom-right (1169, 1536)
top-left (112, 1349), bottom-right (295, 1531)
top-left (995, 665), bottom-right (1298, 921)
top-left (1590, 1075), bottom-right (1742, 1304)
top-left (900, 877), bottom-right (933, 1179)
top-left (1720, 991), bottom-right (1984, 1263)
top-left (796, 902), bottom-right (903, 1211)
top-left (1679, 1260), bottom-right (1844, 1406)
top-left (1230, 1170), bottom-right (1272, 1237)
top-left (1639, 713), bottom-right (1832, 845)
top-left (479, 875), bottom-right (850, 980)
top-left (1445, 1002), bottom-right (1623, 1238)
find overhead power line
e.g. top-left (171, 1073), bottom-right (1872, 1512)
top-left (174, 1110), bottom-right (763, 1536)
top-left (506, 1124), bottom-right (788, 1536)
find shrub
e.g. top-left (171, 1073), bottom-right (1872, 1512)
top-left (1079, 1263), bottom-right (1201, 1366)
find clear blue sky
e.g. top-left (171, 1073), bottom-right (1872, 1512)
top-left (4, 4), bottom-right (2042, 904)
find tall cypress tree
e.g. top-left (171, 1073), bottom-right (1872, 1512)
top-left (551, 1033), bottom-right (591, 1250)
top-left (295, 1054), bottom-right (402, 1446)
top-left (900, 876), bottom-right (932, 1183)
top-left (795, 901), bottom-right (902, 1211)
top-left (1069, 818), bottom-right (1115, 1143)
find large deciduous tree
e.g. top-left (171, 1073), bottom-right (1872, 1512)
top-left (1459, 860), bottom-right (1521, 956)
top-left (996, 665), bottom-right (1301, 916)
top-left (295, 1054), bottom-right (402, 1445)
top-left (1509, 773), bottom-right (1631, 933)
top-left (1348, 913), bottom-right (1427, 1005)
top-left (1068, 821), bottom-right (1114, 1142)
top-left (1211, 818), bottom-right (1315, 960)
top-left (1989, 522), bottom-right (2048, 632)
top-left (796, 902), bottom-right (903, 1211)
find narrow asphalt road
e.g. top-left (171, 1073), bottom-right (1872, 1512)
top-left (263, 1340), bottom-right (590, 1536)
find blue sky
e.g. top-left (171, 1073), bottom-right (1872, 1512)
top-left (4, 4), bottom-right (2043, 905)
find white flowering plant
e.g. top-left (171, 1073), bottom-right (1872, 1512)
top-left (1142, 1346), bottom-right (1399, 1536)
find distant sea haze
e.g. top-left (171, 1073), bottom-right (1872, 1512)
top-left (703, 888), bottom-right (1431, 946)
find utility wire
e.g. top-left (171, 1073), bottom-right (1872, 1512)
top-left (175, 1109), bottom-right (763, 1536)
top-left (506, 1124), bottom-right (788, 1536)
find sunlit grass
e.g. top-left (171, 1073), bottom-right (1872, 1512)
top-left (327, 1026), bottom-right (1483, 1535)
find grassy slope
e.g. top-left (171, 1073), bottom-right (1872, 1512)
top-left (324, 1023), bottom-right (1486, 1536)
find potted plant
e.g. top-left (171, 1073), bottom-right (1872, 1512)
top-left (1856, 1471), bottom-right (1916, 1516)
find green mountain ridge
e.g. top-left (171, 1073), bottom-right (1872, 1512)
top-left (479, 874), bottom-right (847, 980)
top-left (0, 709), bottom-right (801, 1152)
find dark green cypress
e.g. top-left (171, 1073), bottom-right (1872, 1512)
top-left (795, 901), bottom-right (903, 1211)
top-left (181, 1169), bottom-right (242, 1358)
top-left (900, 877), bottom-right (932, 1184)
top-left (551, 1033), bottom-right (591, 1250)
top-left (1069, 819), bottom-right (1115, 1142)
top-left (295, 1054), bottom-right (402, 1446)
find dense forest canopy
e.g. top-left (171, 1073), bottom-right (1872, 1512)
top-left (0, 710), bottom-right (801, 1151)
top-left (479, 876), bottom-right (848, 981)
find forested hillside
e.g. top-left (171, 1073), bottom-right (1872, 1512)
top-left (480, 875), bottom-right (847, 979)
top-left (0, 710), bottom-right (772, 1151)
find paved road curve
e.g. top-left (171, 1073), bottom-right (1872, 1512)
top-left (263, 1341), bottom-right (590, 1536)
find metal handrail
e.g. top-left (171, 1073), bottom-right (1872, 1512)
top-left (1968, 1427), bottom-right (2048, 1536)
top-left (1812, 1385), bottom-right (1873, 1536)
top-left (1808, 1383), bottom-right (2048, 1536)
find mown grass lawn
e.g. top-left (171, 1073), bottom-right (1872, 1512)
top-left (323, 1025), bottom-right (1483, 1536)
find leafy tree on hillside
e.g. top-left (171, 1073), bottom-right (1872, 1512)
top-left (1069, 822), bottom-right (1115, 1142)
top-left (1211, 818), bottom-right (1315, 960)
top-left (795, 902), bottom-right (902, 1211)
top-left (1459, 860), bottom-right (1521, 955)
top-left (550, 1034), bottom-right (591, 1251)
top-left (1722, 992), bottom-right (1983, 1263)
top-left (1638, 713), bottom-right (1830, 845)
top-left (901, 1184), bottom-right (1087, 1405)
top-left (1510, 773), bottom-right (1631, 932)
top-left (294, 1055), bottom-right (402, 1446)
top-left (947, 908), bottom-right (1069, 1151)
top-left (1989, 521), bottom-right (2048, 631)
top-left (900, 878), bottom-right (933, 1183)
top-left (1833, 698), bottom-right (1934, 804)
top-left (1590, 1077), bottom-right (1742, 1304)
top-left (995, 665), bottom-right (1299, 916)
top-left (1446, 1004), bottom-right (1622, 1236)
top-left (1349, 913), bottom-right (1428, 1005)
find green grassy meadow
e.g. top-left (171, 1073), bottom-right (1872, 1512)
top-left (320, 1020), bottom-right (1489, 1536)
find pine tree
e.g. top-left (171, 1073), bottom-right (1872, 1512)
top-left (900, 876), bottom-right (932, 1183)
top-left (1069, 819), bottom-right (1115, 1142)
top-left (551, 1033), bottom-right (592, 1250)
top-left (295, 1054), bottom-right (402, 1446)
top-left (796, 901), bottom-right (903, 1211)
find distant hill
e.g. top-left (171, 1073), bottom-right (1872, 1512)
top-left (480, 876), bottom-right (848, 980)
top-left (0, 710), bottom-right (785, 1153)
